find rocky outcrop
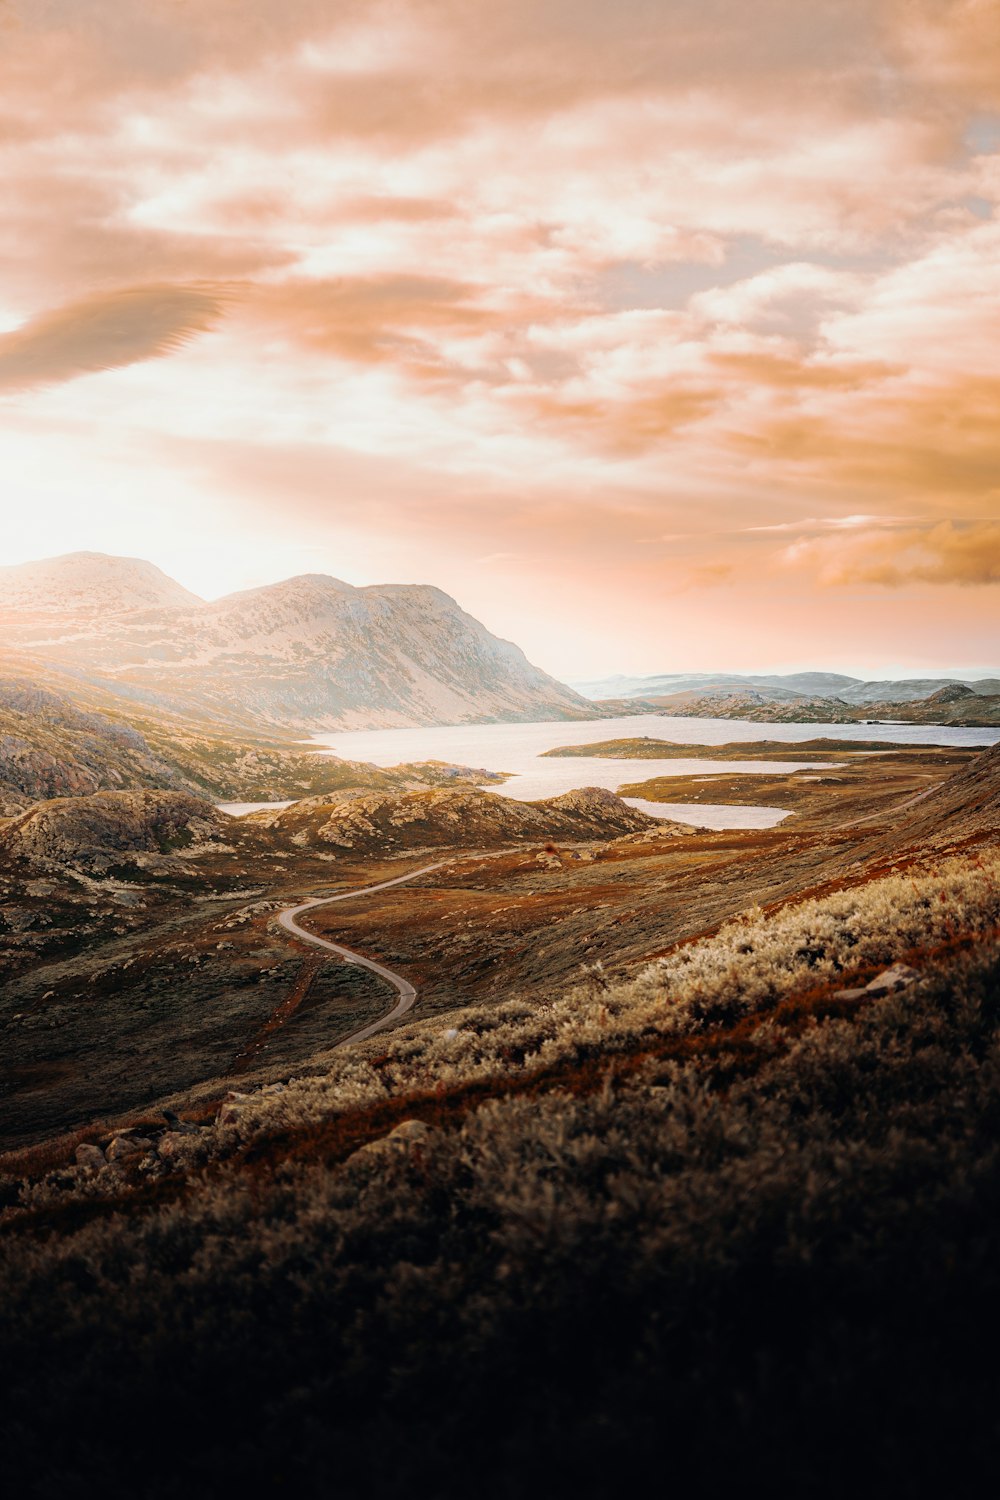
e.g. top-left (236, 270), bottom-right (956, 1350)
top-left (265, 784), bottom-right (671, 853)
top-left (0, 790), bottom-right (228, 875)
top-left (923, 683), bottom-right (978, 705)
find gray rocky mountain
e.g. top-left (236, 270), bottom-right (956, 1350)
top-left (0, 553), bottom-right (591, 730)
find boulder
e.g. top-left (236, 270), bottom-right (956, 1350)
top-left (74, 1142), bottom-right (106, 1170)
top-left (344, 1118), bottom-right (438, 1167)
top-left (217, 1091), bottom-right (251, 1126)
top-left (106, 1134), bottom-right (152, 1162)
top-left (389, 1119), bottom-right (435, 1143)
top-left (156, 1132), bottom-right (197, 1162)
top-left (835, 963), bottom-right (920, 1002)
top-left (865, 963), bottom-right (921, 996)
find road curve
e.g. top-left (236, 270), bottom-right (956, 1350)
top-left (840, 779), bottom-right (943, 830)
top-left (277, 863), bottom-right (445, 1047)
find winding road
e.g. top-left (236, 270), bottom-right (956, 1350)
top-left (271, 775), bottom-right (952, 1054)
top-left (276, 863), bottom-right (446, 1047)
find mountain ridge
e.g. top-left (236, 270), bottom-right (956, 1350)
top-left (0, 552), bottom-right (592, 731)
top-left (576, 669), bottom-right (1000, 704)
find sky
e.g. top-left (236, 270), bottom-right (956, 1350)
top-left (0, 0), bottom-right (998, 680)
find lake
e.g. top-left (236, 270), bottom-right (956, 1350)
top-left (304, 713), bottom-right (999, 830)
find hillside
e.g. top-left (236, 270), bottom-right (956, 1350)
top-left (0, 553), bottom-right (592, 730)
top-left (0, 674), bottom-right (509, 811)
top-left (2, 746), bottom-right (1000, 1498)
top-left (0, 789), bottom-right (229, 876)
top-left (0, 680), bottom-right (183, 814)
top-left (257, 784), bottom-right (668, 853)
top-left (0, 551), bottom-right (200, 615)
top-left (626, 687), bottom-right (1000, 728)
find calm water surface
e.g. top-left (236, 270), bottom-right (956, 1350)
top-left (307, 714), bottom-right (999, 831)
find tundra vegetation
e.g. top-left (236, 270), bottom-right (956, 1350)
top-left (1, 640), bottom-right (998, 1495)
top-left (2, 826), bottom-right (999, 1495)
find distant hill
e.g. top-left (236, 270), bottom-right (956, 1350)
top-left (0, 553), bottom-right (592, 731)
top-left (611, 687), bottom-right (1000, 728)
top-left (575, 669), bottom-right (1000, 704)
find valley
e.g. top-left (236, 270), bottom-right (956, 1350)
top-left (2, 552), bottom-right (1000, 1500)
top-left (7, 1), bottom-right (1000, 1488)
top-left (0, 726), bottom-right (986, 1151)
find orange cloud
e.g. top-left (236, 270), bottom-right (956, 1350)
top-left (0, 284), bottom-right (229, 391)
top-left (0, 1), bottom-right (997, 674)
top-left (887, 0), bottom-right (1000, 110)
top-left (784, 521), bottom-right (1000, 587)
top-left (728, 374), bottom-right (1000, 507)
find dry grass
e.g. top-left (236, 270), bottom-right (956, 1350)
top-left (3, 842), bottom-right (1000, 1497)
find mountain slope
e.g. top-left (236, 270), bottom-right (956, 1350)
top-left (0, 680), bottom-right (186, 814)
top-left (0, 554), bottom-right (591, 730)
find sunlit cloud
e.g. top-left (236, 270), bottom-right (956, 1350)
top-left (783, 520), bottom-right (1000, 588)
top-left (0, 0), bottom-right (996, 676)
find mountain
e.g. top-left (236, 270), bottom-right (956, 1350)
top-left (574, 670), bottom-right (861, 700)
top-left (838, 677), bottom-right (1000, 704)
top-left (0, 552), bottom-right (201, 616)
top-left (0, 553), bottom-right (591, 731)
top-left (577, 669), bottom-right (1000, 704)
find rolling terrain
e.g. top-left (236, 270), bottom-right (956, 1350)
top-left (591, 684), bottom-right (1000, 727)
top-left (0, 730), bottom-right (987, 1150)
top-left (2, 599), bottom-right (999, 1497)
top-left (1, 739), bottom-right (999, 1500)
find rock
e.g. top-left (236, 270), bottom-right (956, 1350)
top-left (156, 1132), bottom-right (194, 1162)
top-left (261, 1082), bottom-right (286, 1095)
top-left (864, 963), bottom-right (920, 996)
top-left (834, 963), bottom-right (920, 1001)
top-left (74, 1142), bottom-right (106, 1169)
top-left (389, 1119), bottom-right (434, 1143)
top-left (0, 789), bottom-right (227, 876)
top-left (344, 1118), bottom-right (438, 1167)
top-left (217, 1091), bottom-right (251, 1125)
top-left (106, 1134), bottom-right (152, 1162)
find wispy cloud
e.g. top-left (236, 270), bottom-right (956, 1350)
top-left (0, 284), bottom-right (229, 392)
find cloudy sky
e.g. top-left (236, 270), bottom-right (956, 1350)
top-left (1, 0), bottom-right (998, 679)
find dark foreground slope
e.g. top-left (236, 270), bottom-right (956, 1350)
top-left (2, 749), bottom-right (1000, 1498)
